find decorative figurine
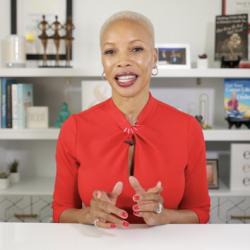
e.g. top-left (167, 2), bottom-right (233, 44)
top-left (38, 15), bottom-right (50, 67)
top-left (54, 102), bottom-right (71, 128)
top-left (64, 17), bottom-right (75, 67)
top-left (50, 16), bottom-right (63, 67)
top-left (37, 15), bottom-right (75, 67)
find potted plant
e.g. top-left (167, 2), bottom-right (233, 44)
top-left (8, 160), bottom-right (20, 184)
top-left (0, 172), bottom-right (10, 190)
top-left (197, 54), bottom-right (208, 69)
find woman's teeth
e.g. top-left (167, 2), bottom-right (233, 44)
top-left (117, 75), bottom-right (137, 83)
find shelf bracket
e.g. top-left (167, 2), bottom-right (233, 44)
top-left (196, 78), bottom-right (202, 86)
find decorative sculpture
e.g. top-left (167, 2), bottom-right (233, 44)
top-left (38, 15), bottom-right (74, 67)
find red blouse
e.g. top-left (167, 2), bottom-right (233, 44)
top-left (52, 94), bottom-right (210, 223)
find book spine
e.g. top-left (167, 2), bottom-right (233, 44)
top-left (12, 84), bottom-right (19, 129)
top-left (6, 82), bottom-right (13, 128)
top-left (1, 79), bottom-right (7, 128)
top-left (18, 84), bottom-right (33, 128)
top-left (0, 78), bottom-right (2, 128)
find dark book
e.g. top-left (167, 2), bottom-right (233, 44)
top-left (215, 14), bottom-right (248, 60)
top-left (6, 83), bottom-right (12, 128)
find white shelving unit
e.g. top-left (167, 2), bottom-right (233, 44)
top-left (0, 67), bottom-right (250, 199)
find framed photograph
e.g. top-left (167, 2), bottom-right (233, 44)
top-left (206, 159), bottom-right (219, 189)
top-left (156, 44), bottom-right (191, 69)
top-left (10, 0), bottom-right (73, 61)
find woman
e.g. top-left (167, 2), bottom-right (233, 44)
top-left (52, 10), bottom-right (210, 228)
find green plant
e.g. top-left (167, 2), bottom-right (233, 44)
top-left (0, 172), bottom-right (8, 179)
top-left (8, 160), bottom-right (19, 173)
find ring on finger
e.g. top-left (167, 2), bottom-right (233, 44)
top-left (154, 203), bottom-right (163, 214)
top-left (93, 218), bottom-right (100, 227)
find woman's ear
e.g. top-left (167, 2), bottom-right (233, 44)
top-left (153, 48), bottom-right (158, 66)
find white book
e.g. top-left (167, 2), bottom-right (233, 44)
top-left (11, 84), bottom-right (19, 129)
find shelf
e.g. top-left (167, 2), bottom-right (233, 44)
top-left (0, 68), bottom-right (98, 78)
top-left (0, 128), bottom-right (249, 141)
top-left (204, 129), bottom-right (250, 141)
top-left (157, 68), bottom-right (250, 78)
top-left (209, 181), bottom-right (250, 197)
top-left (0, 128), bottom-right (59, 140)
top-left (0, 68), bottom-right (250, 78)
top-left (0, 176), bottom-right (248, 197)
top-left (0, 177), bottom-right (54, 196)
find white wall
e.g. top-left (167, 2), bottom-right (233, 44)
top-left (0, 0), bottom-right (222, 70)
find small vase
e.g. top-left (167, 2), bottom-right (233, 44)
top-left (9, 172), bottom-right (20, 184)
top-left (0, 178), bottom-right (10, 190)
top-left (197, 58), bottom-right (208, 69)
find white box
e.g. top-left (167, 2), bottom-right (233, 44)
top-left (231, 143), bottom-right (250, 191)
top-left (26, 106), bottom-right (49, 128)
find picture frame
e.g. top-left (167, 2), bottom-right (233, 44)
top-left (206, 159), bottom-right (219, 189)
top-left (156, 43), bottom-right (191, 69)
top-left (10, 0), bottom-right (73, 61)
top-left (221, 0), bottom-right (250, 59)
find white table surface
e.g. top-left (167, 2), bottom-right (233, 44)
top-left (0, 222), bottom-right (249, 250)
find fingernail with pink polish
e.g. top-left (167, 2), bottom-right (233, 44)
top-left (122, 221), bottom-right (129, 228)
top-left (120, 211), bottom-right (128, 219)
top-left (133, 204), bottom-right (139, 211)
top-left (133, 194), bottom-right (140, 201)
top-left (133, 211), bottom-right (140, 216)
top-left (110, 223), bottom-right (116, 228)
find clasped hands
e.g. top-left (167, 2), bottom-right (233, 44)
top-left (86, 176), bottom-right (165, 228)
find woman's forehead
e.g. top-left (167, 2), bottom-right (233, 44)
top-left (101, 19), bottom-right (153, 44)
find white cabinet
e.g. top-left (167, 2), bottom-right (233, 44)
top-left (0, 68), bottom-right (250, 223)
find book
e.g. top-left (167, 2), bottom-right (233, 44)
top-left (12, 84), bottom-right (33, 129)
top-left (1, 78), bottom-right (15, 128)
top-left (224, 79), bottom-right (250, 119)
top-left (215, 14), bottom-right (248, 60)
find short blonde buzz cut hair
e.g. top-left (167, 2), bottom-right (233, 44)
top-left (100, 10), bottom-right (155, 46)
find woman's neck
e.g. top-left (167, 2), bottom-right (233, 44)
top-left (112, 90), bottom-right (149, 125)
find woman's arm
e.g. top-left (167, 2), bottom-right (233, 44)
top-left (59, 207), bottom-right (91, 224)
top-left (161, 208), bottom-right (199, 224)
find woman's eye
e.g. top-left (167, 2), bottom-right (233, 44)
top-left (132, 47), bottom-right (144, 52)
top-left (103, 49), bottom-right (115, 55)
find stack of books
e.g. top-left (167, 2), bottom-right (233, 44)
top-left (0, 78), bottom-right (33, 129)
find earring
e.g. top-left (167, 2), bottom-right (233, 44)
top-left (102, 71), bottom-right (106, 80)
top-left (152, 65), bottom-right (158, 76)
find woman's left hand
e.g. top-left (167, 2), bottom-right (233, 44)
top-left (129, 176), bottom-right (168, 226)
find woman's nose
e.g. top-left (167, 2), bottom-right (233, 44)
top-left (117, 53), bottom-right (131, 68)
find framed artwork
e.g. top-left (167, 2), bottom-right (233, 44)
top-left (156, 44), bottom-right (191, 69)
top-left (222, 0), bottom-right (250, 59)
top-left (206, 159), bottom-right (219, 189)
top-left (10, 0), bottom-right (73, 61)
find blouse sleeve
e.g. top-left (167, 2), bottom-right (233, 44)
top-left (179, 116), bottom-right (210, 223)
top-left (52, 115), bottom-right (82, 222)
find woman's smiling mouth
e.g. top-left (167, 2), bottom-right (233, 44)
top-left (115, 73), bottom-right (138, 88)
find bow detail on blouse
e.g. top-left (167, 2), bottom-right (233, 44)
top-left (123, 124), bottom-right (140, 146)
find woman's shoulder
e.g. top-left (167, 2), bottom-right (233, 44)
top-left (74, 98), bottom-right (111, 121)
top-left (154, 97), bottom-right (193, 122)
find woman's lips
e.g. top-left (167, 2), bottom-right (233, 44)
top-left (115, 73), bottom-right (138, 88)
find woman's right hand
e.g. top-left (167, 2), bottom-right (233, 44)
top-left (85, 181), bottom-right (129, 228)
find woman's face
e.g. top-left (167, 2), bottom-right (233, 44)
top-left (100, 19), bottom-right (157, 99)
